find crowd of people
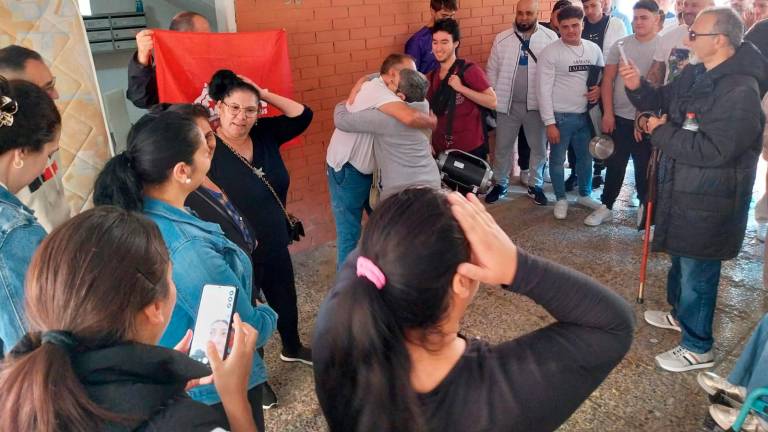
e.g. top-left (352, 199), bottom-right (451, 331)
top-left (0, 0), bottom-right (767, 430)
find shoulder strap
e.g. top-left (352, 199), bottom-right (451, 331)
top-left (514, 32), bottom-right (538, 63)
top-left (445, 59), bottom-right (467, 142)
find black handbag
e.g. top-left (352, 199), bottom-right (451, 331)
top-left (220, 140), bottom-right (305, 244)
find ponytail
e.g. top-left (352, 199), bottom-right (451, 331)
top-left (0, 332), bottom-right (127, 431)
top-left (315, 271), bottom-right (425, 432)
top-left (93, 110), bottom-right (202, 211)
top-left (314, 189), bottom-right (470, 432)
top-left (0, 207), bottom-right (170, 431)
top-left (93, 152), bottom-right (143, 211)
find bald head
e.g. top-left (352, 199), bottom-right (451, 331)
top-left (169, 11), bottom-right (211, 32)
top-left (516, 0), bottom-right (540, 32)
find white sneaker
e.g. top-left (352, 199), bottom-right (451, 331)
top-left (520, 169), bottom-right (529, 186)
top-left (584, 205), bottom-right (612, 226)
top-left (554, 199), bottom-right (568, 220)
top-left (758, 223), bottom-right (767, 243)
top-left (576, 195), bottom-right (602, 210)
top-left (644, 310), bottom-right (681, 332)
top-left (655, 345), bottom-right (714, 372)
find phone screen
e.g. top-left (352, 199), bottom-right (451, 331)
top-left (189, 284), bottom-right (238, 366)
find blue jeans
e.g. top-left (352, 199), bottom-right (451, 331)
top-left (728, 313), bottom-right (768, 396)
top-left (667, 255), bottom-right (722, 353)
top-left (327, 163), bottom-right (372, 269)
top-left (549, 112), bottom-right (593, 200)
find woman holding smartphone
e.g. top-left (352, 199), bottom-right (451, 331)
top-left (93, 110), bottom-right (277, 430)
top-left (0, 207), bottom-right (258, 432)
top-left (313, 189), bottom-right (635, 432)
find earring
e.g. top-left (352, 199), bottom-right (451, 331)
top-left (13, 159), bottom-right (23, 169)
top-left (185, 178), bottom-right (191, 184)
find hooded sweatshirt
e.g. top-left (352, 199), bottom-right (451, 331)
top-left (72, 343), bottom-right (226, 431)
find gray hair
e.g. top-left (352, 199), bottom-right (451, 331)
top-left (397, 69), bottom-right (428, 103)
top-left (699, 6), bottom-right (744, 49)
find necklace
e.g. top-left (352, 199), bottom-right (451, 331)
top-left (564, 41), bottom-right (585, 58)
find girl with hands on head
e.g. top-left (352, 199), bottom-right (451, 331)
top-left (313, 188), bottom-right (634, 432)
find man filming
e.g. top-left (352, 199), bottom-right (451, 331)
top-left (621, 7), bottom-right (768, 372)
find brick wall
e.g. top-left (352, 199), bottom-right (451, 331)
top-left (235, 0), bottom-right (558, 252)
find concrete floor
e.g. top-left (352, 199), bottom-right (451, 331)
top-left (260, 177), bottom-right (768, 431)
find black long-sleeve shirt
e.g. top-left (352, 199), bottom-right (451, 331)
top-left (207, 107), bottom-right (313, 261)
top-left (126, 52), bottom-right (159, 109)
top-left (314, 249), bottom-right (635, 432)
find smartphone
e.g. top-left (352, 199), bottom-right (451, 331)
top-left (618, 41), bottom-right (629, 65)
top-left (188, 284), bottom-right (238, 366)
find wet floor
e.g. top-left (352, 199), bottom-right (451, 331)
top-left (260, 174), bottom-right (768, 431)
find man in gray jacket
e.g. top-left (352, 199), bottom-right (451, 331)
top-left (333, 69), bottom-right (441, 202)
top-left (485, 0), bottom-right (558, 204)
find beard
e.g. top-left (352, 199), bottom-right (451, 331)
top-left (516, 20), bottom-right (534, 32)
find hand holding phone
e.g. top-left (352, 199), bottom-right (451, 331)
top-left (618, 41), bottom-right (629, 65)
top-left (189, 284), bottom-right (238, 366)
top-left (208, 313), bottom-right (259, 432)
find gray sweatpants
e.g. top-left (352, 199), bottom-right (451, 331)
top-left (492, 102), bottom-right (546, 188)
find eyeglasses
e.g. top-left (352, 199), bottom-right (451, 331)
top-left (687, 29), bottom-right (724, 41)
top-left (221, 101), bottom-right (259, 118)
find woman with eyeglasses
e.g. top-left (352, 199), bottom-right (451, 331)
top-left (0, 77), bottom-right (60, 357)
top-left (206, 70), bottom-right (314, 367)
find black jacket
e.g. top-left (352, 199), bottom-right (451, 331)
top-left (627, 42), bottom-right (768, 260)
top-left (72, 342), bottom-right (226, 431)
top-left (127, 52), bottom-right (159, 109)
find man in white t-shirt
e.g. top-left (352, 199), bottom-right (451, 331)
top-left (326, 54), bottom-right (436, 268)
top-left (646, 0), bottom-right (716, 86)
top-left (538, 5), bottom-right (605, 220)
top-left (585, 0), bottom-right (661, 226)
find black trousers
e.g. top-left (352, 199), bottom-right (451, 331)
top-left (600, 116), bottom-right (652, 209)
top-left (253, 245), bottom-right (302, 354)
top-left (517, 127), bottom-right (530, 170)
top-left (211, 384), bottom-right (265, 432)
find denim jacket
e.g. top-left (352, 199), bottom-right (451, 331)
top-left (0, 186), bottom-right (46, 357)
top-left (143, 198), bottom-right (278, 405)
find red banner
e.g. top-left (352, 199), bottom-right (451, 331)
top-left (153, 29), bottom-right (293, 121)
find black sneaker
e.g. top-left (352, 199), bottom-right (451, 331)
top-left (280, 345), bottom-right (312, 366)
top-left (592, 175), bottom-right (603, 190)
top-left (565, 174), bottom-right (577, 192)
top-left (484, 184), bottom-right (508, 204)
top-left (528, 186), bottom-right (548, 206)
top-left (262, 382), bottom-right (278, 410)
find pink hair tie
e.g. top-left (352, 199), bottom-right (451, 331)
top-left (356, 256), bottom-right (386, 290)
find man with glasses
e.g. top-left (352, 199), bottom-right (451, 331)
top-left (0, 45), bottom-right (70, 231)
top-left (621, 7), bottom-right (768, 372)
